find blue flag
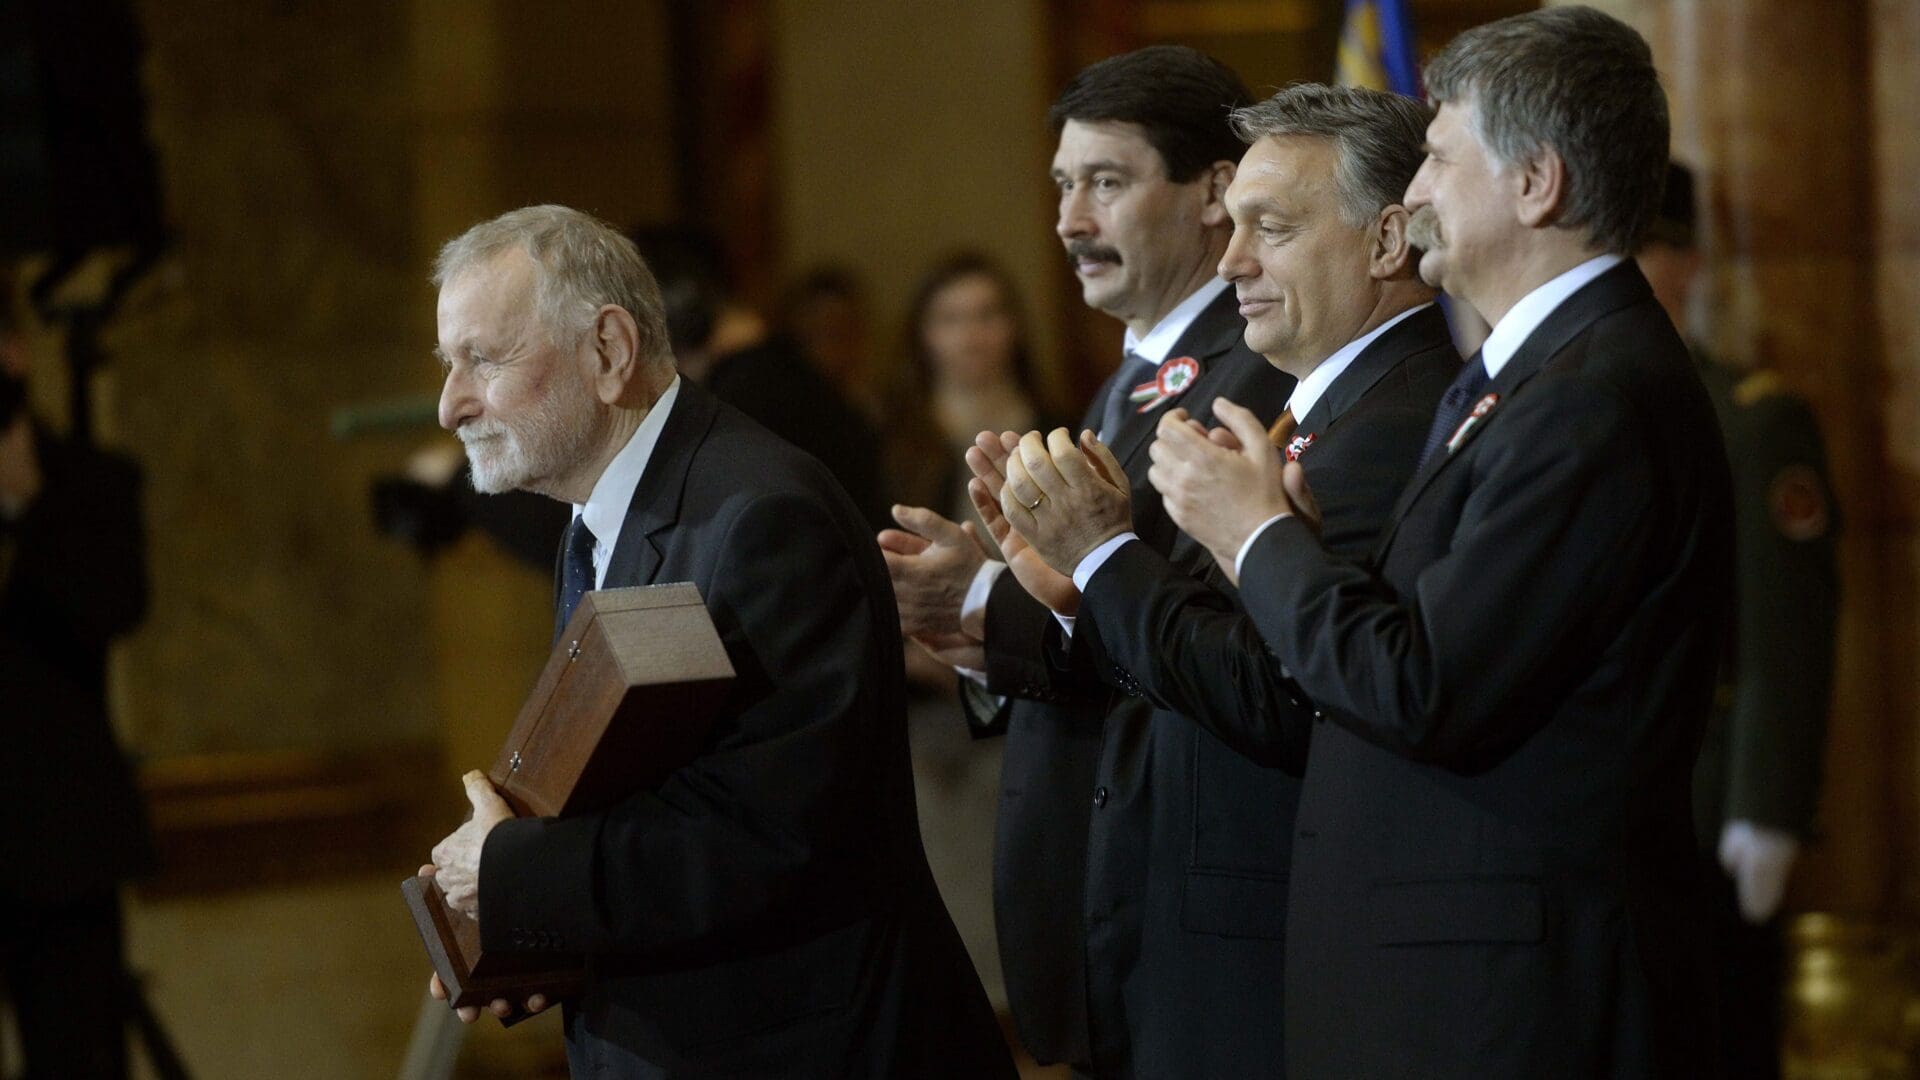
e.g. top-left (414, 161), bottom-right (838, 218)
top-left (1336, 0), bottom-right (1421, 98)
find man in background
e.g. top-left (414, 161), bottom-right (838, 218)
top-left (880, 46), bottom-right (1293, 1075)
top-left (975, 81), bottom-right (1456, 1076)
top-left (1640, 160), bottom-right (1839, 1080)
top-left (0, 281), bottom-right (154, 1079)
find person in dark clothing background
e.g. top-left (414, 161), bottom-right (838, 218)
top-left (633, 228), bottom-right (890, 531)
top-left (1639, 160), bottom-right (1841, 1080)
top-left (0, 283), bottom-right (155, 1079)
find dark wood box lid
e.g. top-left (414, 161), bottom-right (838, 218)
top-left (489, 583), bottom-right (734, 819)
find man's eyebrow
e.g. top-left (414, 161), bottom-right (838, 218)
top-left (1233, 193), bottom-right (1289, 216)
top-left (1053, 159), bottom-right (1132, 178)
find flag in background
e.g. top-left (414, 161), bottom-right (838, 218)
top-left (1336, 0), bottom-right (1421, 97)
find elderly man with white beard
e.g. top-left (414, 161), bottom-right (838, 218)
top-left (417, 205), bottom-right (1012, 1078)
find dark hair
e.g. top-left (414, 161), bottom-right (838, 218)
top-left (627, 224), bottom-right (728, 354)
top-left (1424, 5), bottom-right (1669, 254)
top-left (1048, 45), bottom-right (1253, 183)
top-left (1229, 83), bottom-right (1433, 227)
top-left (778, 265), bottom-right (865, 326)
top-left (900, 252), bottom-right (1044, 406)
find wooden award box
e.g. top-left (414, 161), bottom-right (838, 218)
top-left (402, 583), bottom-right (734, 1009)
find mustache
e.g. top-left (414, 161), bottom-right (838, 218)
top-left (1406, 206), bottom-right (1444, 252)
top-left (456, 420), bottom-right (508, 445)
top-left (1066, 240), bottom-right (1120, 267)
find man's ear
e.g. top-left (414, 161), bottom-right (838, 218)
top-left (590, 304), bottom-right (642, 405)
top-left (1199, 159), bottom-right (1236, 228)
top-left (1514, 145), bottom-right (1568, 229)
top-left (1369, 205), bottom-right (1414, 280)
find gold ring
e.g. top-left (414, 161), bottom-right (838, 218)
top-left (1021, 492), bottom-right (1046, 511)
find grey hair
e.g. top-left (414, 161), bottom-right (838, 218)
top-left (1229, 83), bottom-right (1434, 227)
top-left (432, 205), bottom-right (671, 362)
top-left (1424, 5), bottom-right (1669, 254)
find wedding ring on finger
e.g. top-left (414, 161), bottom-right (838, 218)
top-left (1021, 492), bottom-right (1046, 512)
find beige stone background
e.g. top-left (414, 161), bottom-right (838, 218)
top-left (5, 0), bottom-right (1917, 1075)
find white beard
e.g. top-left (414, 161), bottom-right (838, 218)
top-left (461, 372), bottom-right (606, 496)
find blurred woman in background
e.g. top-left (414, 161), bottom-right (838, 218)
top-left (886, 253), bottom-right (1059, 1020)
top-left (887, 252), bottom-right (1056, 543)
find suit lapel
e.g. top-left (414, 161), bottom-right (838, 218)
top-left (600, 377), bottom-right (720, 588)
top-left (1380, 263), bottom-right (1657, 541)
top-left (1295, 305), bottom-right (1452, 436)
top-left (1108, 287), bottom-right (1251, 472)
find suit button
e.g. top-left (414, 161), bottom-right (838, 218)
top-left (1093, 786), bottom-right (1109, 808)
top-left (1313, 709), bottom-right (1325, 721)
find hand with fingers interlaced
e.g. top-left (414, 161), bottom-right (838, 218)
top-left (1146, 398), bottom-right (1320, 584)
top-left (990, 428), bottom-right (1133, 597)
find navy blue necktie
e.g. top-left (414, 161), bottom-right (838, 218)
top-left (1416, 351), bottom-right (1491, 469)
top-left (554, 515), bottom-right (597, 643)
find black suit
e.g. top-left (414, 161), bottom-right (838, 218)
top-left (970, 286), bottom-right (1295, 1073)
top-left (1056, 304), bottom-right (1456, 1077)
top-left (0, 427), bottom-right (154, 1078)
top-left (1237, 263), bottom-right (1731, 1078)
top-left (478, 379), bottom-right (1011, 1077)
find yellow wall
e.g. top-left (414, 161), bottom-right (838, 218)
top-left (771, 0), bottom-right (1063, 402)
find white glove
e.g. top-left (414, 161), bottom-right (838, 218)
top-left (1718, 820), bottom-right (1800, 924)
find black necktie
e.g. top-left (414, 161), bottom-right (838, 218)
top-left (1100, 351), bottom-right (1152, 442)
top-left (1416, 351), bottom-right (1491, 469)
top-left (554, 515), bottom-right (597, 643)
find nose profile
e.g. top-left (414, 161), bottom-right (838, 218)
top-left (1057, 185), bottom-right (1094, 242)
top-left (1218, 225), bottom-right (1258, 284)
top-left (438, 364), bottom-right (478, 433)
top-left (1403, 161), bottom-right (1433, 210)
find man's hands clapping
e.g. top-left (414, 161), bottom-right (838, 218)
top-left (1146, 399), bottom-right (1320, 584)
top-left (971, 429), bottom-right (1131, 614)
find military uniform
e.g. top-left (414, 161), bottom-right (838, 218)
top-left (1693, 354), bottom-right (1840, 1080)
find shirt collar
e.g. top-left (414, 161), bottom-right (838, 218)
top-left (574, 374), bottom-right (681, 587)
top-left (1285, 303), bottom-right (1431, 422)
top-left (1480, 253), bottom-right (1624, 378)
top-left (1122, 277), bottom-right (1231, 366)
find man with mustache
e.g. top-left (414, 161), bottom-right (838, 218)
top-left (976, 82), bottom-right (1456, 1076)
top-left (1146, 8), bottom-right (1733, 1076)
top-left (421, 205), bottom-right (1012, 1077)
top-left (878, 46), bottom-right (1292, 1076)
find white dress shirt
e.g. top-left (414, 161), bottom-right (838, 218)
top-left (574, 375), bottom-right (681, 587)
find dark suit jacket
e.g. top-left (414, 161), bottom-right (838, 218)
top-left (1237, 263), bottom-right (1732, 1079)
top-left (0, 427), bottom-right (154, 904)
top-left (479, 380), bottom-right (1011, 1077)
top-left (1057, 304), bottom-right (1456, 1077)
top-left (971, 286), bottom-right (1295, 1073)
top-left (1691, 356), bottom-right (1837, 844)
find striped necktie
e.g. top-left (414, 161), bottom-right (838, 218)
top-left (1415, 351), bottom-right (1490, 469)
top-left (1100, 351), bottom-right (1154, 442)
